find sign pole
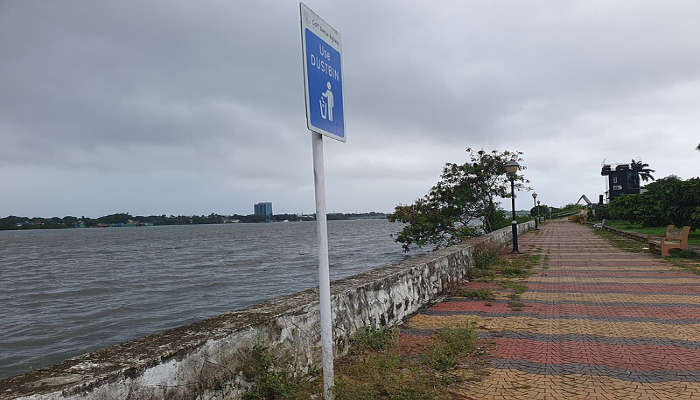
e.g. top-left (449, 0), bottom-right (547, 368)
top-left (312, 131), bottom-right (334, 398)
top-left (300, 3), bottom-right (344, 396)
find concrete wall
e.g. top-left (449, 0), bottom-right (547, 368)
top-left (0, 221), bottom-right (534, 400)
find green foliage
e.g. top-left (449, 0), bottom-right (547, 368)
top-left (97, 213), bottom-right (132, 224)
top-left (498, 254), bottom-right (538, 278)
top-left (333, 365), bottom-right (438, 400)
top-left (550, 203), bottom-right (584, 218)
top-left (333, 328), bottom-right (443, 400)
top-left (241, 345), bottom-right (304, 400)
top-left (593, 229), bottom-right (648, 253)
top-left (0, 211), bottom-right (390, 230)
top-left (459, 288), bottom-right (494, 300)
top-left (426, 323), bottom-right (477, 371)
top-left (473, 242), bottom-right (501, 269)
top-left (350, 327), bottom-right (394, 353)
top-left (529, 204), bottom-right (548, 217)
top-left (515, 215), bottom-right (532, 223)
top-left (466, 242), bottom-right (501, 280)
top-left (333, 323), bottom-right (478, 399)
top-left (500, 265), bottom-right (529, 277)
top-left (602, 176), bottom-right (700, 230)
top-left (484, 203), bottom-right (511, 231)
top-left (593, 204), bottom-right (608, 219)
top-left (500, 280), bottom-right (527, 294)
top-left (595, 228), bottom-right (700, 274)
top-left (630, 159), bottom-right (655, 182)
top-left (388, 149), bottom-right (529, 251)
top-left (601, 221), bottom-right (700, 246)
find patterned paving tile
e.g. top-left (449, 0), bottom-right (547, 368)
top-left (401, 220), bottom-right (700, 399)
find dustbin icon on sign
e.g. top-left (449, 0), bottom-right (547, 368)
top-left (319, 81), bottom-right (334, 122)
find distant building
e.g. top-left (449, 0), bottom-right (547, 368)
top-left (601, 164), bottom-right (640, 202)
top-left (254, 202), bottom-right (273, 221)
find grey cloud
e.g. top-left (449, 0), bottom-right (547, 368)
top-left (1, 0), bottom-right (698, 217)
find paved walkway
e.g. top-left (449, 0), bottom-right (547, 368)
top-left (401, 220), bottom-right (700, 399)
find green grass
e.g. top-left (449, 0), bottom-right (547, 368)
top-left (473, 243), bottom-right (501, 269)
top-left (500, 280), bottom-right (526, 294)
top-left (666, 251), bottom-right (700, 275)
top-left (350, 327), bottom-right (395, 352)
top-left (467, 242), bottom-right (501, 281)
top-left (241, 345), bottom-right (315, 400)
top-left (426, 323), bottom-right (478, 371)
top-left (459, 288), bottom-right (494, 300)
top-left (495, 253), bottom-right (538, 311)
top-left (593, 229), bottom-right (647, 253)
top-left (241, 324), bottom-right (481, 399)
top-left (497, 254), bottom-right (539, 278)
top-left (332, 323), bottom-right (479, 400)
top-left (506, 293), bottom-right (525, 311)
top-left (605, 220), bottom-right (700, 246)
top-left (594, 227), bottom-right (700, 275)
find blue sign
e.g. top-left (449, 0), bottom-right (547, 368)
top-left (300, 3), bottom-right (345, 142)
top-left (304, 28), bottom-right (344, 140)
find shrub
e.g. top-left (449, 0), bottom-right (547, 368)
top-left (607, 176), bottom-right (700, 230)
top-left (473, 242), bottom-right (500, 269)
top-left (350, 327), bottom-right (395, 353)
top-left (241, 345), bottom-right (302, 400)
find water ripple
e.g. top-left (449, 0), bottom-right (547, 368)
top-left (0, 219), bottom-right (423, 379)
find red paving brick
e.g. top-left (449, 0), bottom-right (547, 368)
top-left (524, 282), bottom-right (700, 294)
top-left (430, 300), bottom-right (700, 319)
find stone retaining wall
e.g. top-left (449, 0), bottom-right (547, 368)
top-left (0, 221), bottom-right (534, 400)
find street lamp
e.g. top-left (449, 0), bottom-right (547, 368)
top-left (532, 192), bottom-right (538, 230)
top-left (505, 159), bottom-right (520, 253)
top-left (537, 200), bottom-right (541, 225)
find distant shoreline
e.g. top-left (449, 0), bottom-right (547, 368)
top-left (0, 212), bottom-right (388, 231)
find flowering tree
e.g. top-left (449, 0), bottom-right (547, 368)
top-left (388, 149), bottom-right (529, 251)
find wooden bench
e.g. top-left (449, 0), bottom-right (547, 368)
top-left (647, 225), bottom-right (691, 257)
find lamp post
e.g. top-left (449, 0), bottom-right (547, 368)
top-left (537, 200), bottom-right (541, 225)
top-left (505, 159), bottom-right (520, 253)
top-left (532, 192), bottom-right (538, 230)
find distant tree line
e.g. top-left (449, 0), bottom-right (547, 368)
top-left (0, 211), bottom-right (388, 230)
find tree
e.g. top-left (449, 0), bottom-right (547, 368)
top-left (603, 176), bottom-right (700, 230)
top-left (630, 159), bottom-right (655, 182)
top-left (530, 204), bottom-right (548, 217)
top-left (388, 149), bottom-right (529, 251)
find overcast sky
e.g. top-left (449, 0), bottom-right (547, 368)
top-left (1, 0), bottom-right (698, 217)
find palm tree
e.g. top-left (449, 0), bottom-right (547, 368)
top-left (630, 159), bottom-right (655, 182)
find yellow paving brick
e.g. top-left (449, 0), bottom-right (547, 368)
top-left (407, 314), bottom-right (700, 342)
top-left (526, 277), bottom-right (699, 284)
top-left (450, 368), bottom-right (700, 400)
top-left (520, 291), bottom-right (700, 305)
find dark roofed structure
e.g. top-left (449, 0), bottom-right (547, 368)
top-left (601, 164), bottom-right (640, 202)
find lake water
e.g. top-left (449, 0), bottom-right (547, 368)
top-left (0, 219), bottom-right (423, 380)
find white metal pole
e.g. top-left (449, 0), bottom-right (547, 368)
top-left (312, 132), bottom-right (334, 399)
